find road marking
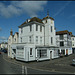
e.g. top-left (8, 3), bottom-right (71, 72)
top-left (25, 66), bottom-right (27, 75)
top-left (22, 65), bottom-right (25, 74)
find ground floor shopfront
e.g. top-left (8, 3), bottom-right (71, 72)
top-left (58, 47), bottom-right (72, 56)
top-left (11, 44), bottom-right (59, 62)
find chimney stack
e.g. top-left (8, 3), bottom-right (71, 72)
top-left (10, 29), bottom-right (13, 35)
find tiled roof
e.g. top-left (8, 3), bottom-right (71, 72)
top-left (29, 17), bottom-right (43, 24)
top-left (42, 16), bottom-right (54, 20)
top-left (69, 32), bottom-right (72, 35)
top-left (19, 17), bottom-right (43, 27)
top-left (19, 16), bottom-right (54, 27)
top-left (19, 21), bottom-right (27, 27)
top-left (15, 32), bottom-right (19, 34)
top-left (71, 35), bottom-right (75, 37)
top-left (56, 30), bottom-right (72, 35)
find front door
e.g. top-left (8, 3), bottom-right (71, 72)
top-left (50, 51), bottom-right (52, 59)
top-left (66, 49), bottom-right (68, 55)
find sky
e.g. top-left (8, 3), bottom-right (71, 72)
top-left (0, 1), bottom-right (75, 43)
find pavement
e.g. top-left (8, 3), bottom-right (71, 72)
top-left (0, 53), bottom-right (22, 74)
top-left (2, 53), bottom-right (75, 74)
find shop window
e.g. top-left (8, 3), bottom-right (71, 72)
top-left (37, 49), bottom-right (47, 58)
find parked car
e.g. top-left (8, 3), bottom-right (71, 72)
top-left (2, 49), bottom-right (7, 53)
top-left (0, 52), bottom-right (1, 54)
top-left (72, 59), bottom-right (75, 66)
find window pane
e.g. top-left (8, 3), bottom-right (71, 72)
top-left (30, 48), bottom-right (32, 55)
top-left (37, 49), bottom-right (47, 58)
top-left (51, 37), bottom-right (53, 44)
top-left (36, 36), bottom-right (38, 44)
top-left (21, 28), bottom-right (23, 33)
top-left (60, 35), bottom-right (63, 40)
top-left (40, 25), bottom-right (42, 32)
top-left (60, 42), bottom-right (64, 46)
top-left (21, 37), bottom-right (22, 43)
top-left (29, 36), bottom-right (31, 43)
top-left (30, 25), bottom-right (32, 31)
top-left (36, 25), bottom-right (38, 31)
top-left (40, 37), bottom-right (42, 44)
top-left (51, 26), bottom-right (52, 32)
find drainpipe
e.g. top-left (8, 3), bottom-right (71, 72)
top-left (44, 25), bottom-right (45, 46)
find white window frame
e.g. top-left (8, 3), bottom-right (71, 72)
top-left (36, 36), bottom-right (38, 44)
top-left (21, 37), bottom-right (22, 43)
top-left (30, 48), bottom-right (32, 55)
top-left (51, 37), bottom-right (53, 45)
top-left (29, 36), bottom-right (32, 43)
top-left (21, 28), bottom-right (23, 33)
top-left (40, 37), bottom-right (42, 44)
top-left (51, 26), bottom-right (53, 32)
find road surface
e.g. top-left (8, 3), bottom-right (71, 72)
top-left (0, 53), bottom-right (65, 74)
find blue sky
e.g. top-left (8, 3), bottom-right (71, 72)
top-left (0, 1), bottom-right (75, 43)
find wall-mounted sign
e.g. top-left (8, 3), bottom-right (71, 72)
top-left (17, 46), bottom-right (24, 50)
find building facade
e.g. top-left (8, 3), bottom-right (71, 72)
top-left (56, 30), bottom-right (72, 56)
top-left (11, 14), bottom-right (59, 62)
top-left (71, 35), bottom-right (75, 54)
top-left (0, 42), bottom-right (8, 49)
top-left (8, 29), bottom-right (19, 58)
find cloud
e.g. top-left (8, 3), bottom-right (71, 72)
top-left (0, 1), bottom-right (47, 18)
top-left (0, 37), bottom-right (7, 40)
top-left (68, 14), bottom-right (75, 19)
top-left (53, 1), bottom-right (72, 17)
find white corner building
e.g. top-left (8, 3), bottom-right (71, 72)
top-left (10, 13), bottom-right (59, 62)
